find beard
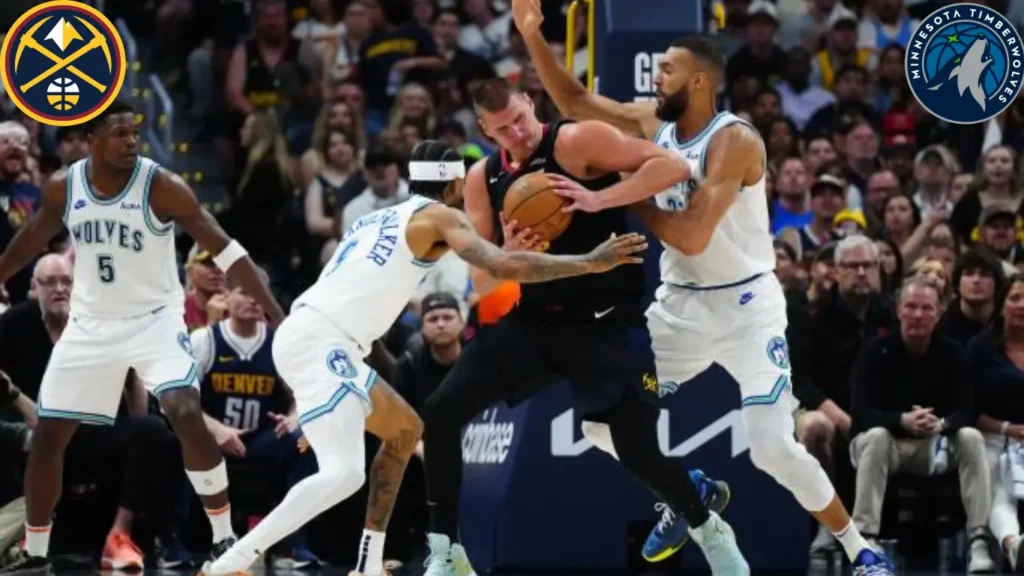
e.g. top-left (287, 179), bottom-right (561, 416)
top-left (655, 87), bottom-right (689, 122)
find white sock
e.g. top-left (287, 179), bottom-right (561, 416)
top-left (833, 521), bottom-right (871, 561)
top-left (25, 524), bottom-right (51, 558)
top-left (1006, 536), bottom-right (1021, 570)
top-left (206, 504), bottom-right (236, 542)
top-left (356, 529), bottom-right (386, 575)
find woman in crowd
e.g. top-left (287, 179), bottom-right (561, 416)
top-left (951, 145), bottom-right (1022, 242)
top-left (303, 127), bottom-right (364, 262)
top-left (298, 99), bottom-right (364, 188)
top-left (969, 274), bottom-right (1024, 571)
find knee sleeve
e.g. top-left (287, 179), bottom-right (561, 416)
top-left (743, 402), bottom-right (835, 512)
top-left (581, 420), bottom-right (619, 459)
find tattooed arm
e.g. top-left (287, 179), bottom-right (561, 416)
top-left (430, 205), bottom-right (647, 282)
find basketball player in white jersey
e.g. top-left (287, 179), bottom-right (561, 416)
top-left (513, 2), bottom-right (894, 574)
top-left (0, 101), bottom-right (285, 574)
top-left (200, 140), bottom-right (647, 576)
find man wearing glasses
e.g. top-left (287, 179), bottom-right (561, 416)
top-left (0, 253), bottom-right (179, 571)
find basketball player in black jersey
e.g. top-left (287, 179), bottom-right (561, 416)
top-left (419, 79), bottom-right (743, 576)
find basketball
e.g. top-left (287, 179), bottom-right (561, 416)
top-left (502, 172), bottom-right (573, 244)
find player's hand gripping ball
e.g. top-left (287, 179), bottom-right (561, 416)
top-left (502, 172), bottom-right (573, 247)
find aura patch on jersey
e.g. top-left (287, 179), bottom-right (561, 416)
top-left (1, 1), bottom-right (126, 126)
top-left (906, 3), bottom-right (1022, 124)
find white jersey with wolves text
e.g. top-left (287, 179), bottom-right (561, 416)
top-left (650, 112), bottom-right (775, 288)
top-left (64, 157), bottom-right (184, 318)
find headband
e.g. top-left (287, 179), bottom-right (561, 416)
top-left (408, 161), bottom-right (466, 182)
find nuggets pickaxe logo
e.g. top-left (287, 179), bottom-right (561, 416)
top-left (1, 1), bottom-right (126, 127)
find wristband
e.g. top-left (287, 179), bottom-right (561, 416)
top-left (1001, 421), bottom-right (1011, 435)
top-left (212, 240), bottom-right (248, 271)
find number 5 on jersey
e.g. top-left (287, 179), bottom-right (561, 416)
top-left (97, 254), bottom-right (116, 284)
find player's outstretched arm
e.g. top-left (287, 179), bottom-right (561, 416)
top-left (550, 121), bottom-right (690, 213)
top-left (433, 206), bottom-right (646, 282)
top-left (630, 124), bottom-right (762, 256)
top-left (511, 0), bottom-right (659, 138)
top-left (0, 175), bottom-right (68, 285)
top-left (148, 169), bottom-right (286, 324)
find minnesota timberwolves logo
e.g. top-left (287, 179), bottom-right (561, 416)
top-left (0, 1), bottom-right (126, 126)
top-left (766, 336), bottom-right (789, 370)
top-left (326, 349), bottom-right (358, 379)
top-left (906, 3), bottom-right (1022, 124)
top-left (178, 333), bottom-right (194, 358)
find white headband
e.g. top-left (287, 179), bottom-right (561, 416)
top-left (408, 161), bottom-right (466, 182)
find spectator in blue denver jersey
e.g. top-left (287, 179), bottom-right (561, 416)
top-left (190, 271), bottom-right (321, 570)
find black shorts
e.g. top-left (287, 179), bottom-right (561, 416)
top-left (444, 310), bottom-right (660, 417)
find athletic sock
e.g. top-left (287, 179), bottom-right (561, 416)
top-left (833, 520), bottom-right (872, 561)
top-left (25, 523), bottom-right (51, 558)
top-left (206, 504), bottom-right (235, 542)
top-left (356, 529), bottom-right (386, 575)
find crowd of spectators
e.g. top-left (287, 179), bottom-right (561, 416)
top-left (0, 0), bottom-right (1024, 572)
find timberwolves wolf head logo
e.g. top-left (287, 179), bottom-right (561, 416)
top-left (326, 348), bottom-right (358, 379)
top-left (906, 4), bottom-right (1022, 124)
top-left (178, 332), bottom-right (194, 358)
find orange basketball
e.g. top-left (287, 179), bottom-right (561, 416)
top-left (502, 172), bottom-right (573, 245)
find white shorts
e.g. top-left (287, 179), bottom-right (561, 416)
top-left (272, 306), bottom-right (379, 430)
top-left (37, 309), bottom-right (197, 425)
top-left (645, 273), bottom-right (794, 408)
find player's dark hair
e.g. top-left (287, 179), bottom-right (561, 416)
top-left (471, 78), bottom-right (518, 113)
top-left (409, 140), bottom-right (464, 201)
top-left (84, 100), bottom-right (135, 134)
top-left (670, 36), bottom-right (725, 71)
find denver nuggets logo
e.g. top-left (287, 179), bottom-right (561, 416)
top-left (326, 348), bottom-right (358, 379)
top-left (906, 3), bottom-right (1022, 124)
top-left (766, 336), bottom-right (789, 370)
top-left (1, 1), bottom-right (126, 126)
top-left (642, 373), bottom-right (659, 395)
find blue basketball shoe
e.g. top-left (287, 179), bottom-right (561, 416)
top-left (642, 469), bottom-right (731, 562)
top-left (852, 548), bottom-right (896, 576)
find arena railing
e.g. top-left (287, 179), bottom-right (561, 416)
top-left (115, 18), bottom-right (137, 97)
top-left (566, 0), bottom-right (596, 93)
top-left (113, 18), bottom-right (173, 167)
top-left (146, 73), bottom-right (173, 166)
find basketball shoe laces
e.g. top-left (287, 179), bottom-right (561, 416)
top-left (853, 564), bottom-right (893, 576)
top-left (653, 503), bottom-right (676, 534)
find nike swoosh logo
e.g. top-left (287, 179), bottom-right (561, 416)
top-left (594, 306), bottom-right (615, 319)
top-left (488, 177), bottom-right (499, 184)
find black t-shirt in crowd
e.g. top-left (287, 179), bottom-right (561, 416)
top-left (393, 345), bottom-right (456, 413)
top-left (358, 24), bottom-right (438, 113)
top-left (938, 300), bottom-right (987, 347)
top-left (968, 332), bottom-right (1024, 426)
top-left (0, 301), bottom-right (54, 405)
